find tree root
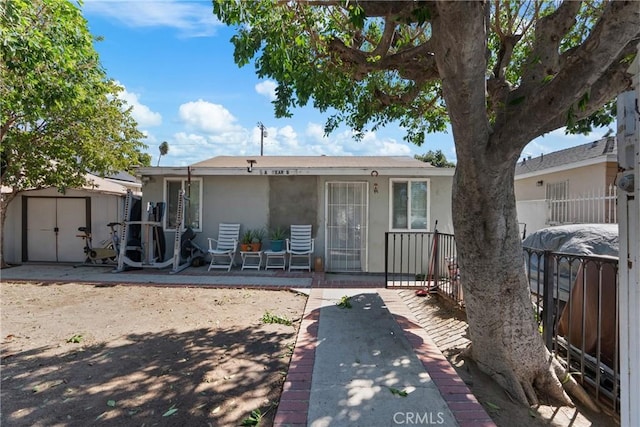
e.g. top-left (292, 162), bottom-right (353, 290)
top-left (464, 343), bottom-right (600, 412)
top-left (552, 359), bottom-right (601, 413)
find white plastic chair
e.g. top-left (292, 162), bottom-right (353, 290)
top-left (286, 225), bottom-right (314, 271)
top-left (207, 223), bottom-right (240, 271)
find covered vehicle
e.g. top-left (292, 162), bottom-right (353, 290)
top-left (522, 223), bottom-right (618, 300)
top-left (522, 223), bottom-right (618, 368)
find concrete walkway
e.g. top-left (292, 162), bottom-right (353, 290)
top-left (1, 264), bottom-right (494, 427)
top-left (276, 288), bottom-right (494, 427)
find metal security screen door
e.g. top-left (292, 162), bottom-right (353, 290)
top-left (325, 182), bottom-right (368, 272)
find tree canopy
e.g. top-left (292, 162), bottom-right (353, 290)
top-left (1, 0), bottom-right (147, 189)
top-left (214, 0), bottom-right (639, 410)
top-left (415, 149), bottom-right (455, 167)
top-left (215, 1), bottom-right (636, 147)
top-left (0, 0), bottom-right (147, 265)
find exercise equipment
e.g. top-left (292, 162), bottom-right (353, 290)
top-left (114, 189), bottom-right (199, 273)
top-left (76, 222), bottom-right (120, 264)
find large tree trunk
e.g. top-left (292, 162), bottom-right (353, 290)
top-left (431, 2), bottom-right (599, 409)
top-left (452, 140), bottom-right (596, 410)
top-left (452, 145), bottom-right (563, 405)
top-left (0, 191), bottom-right (17, 268)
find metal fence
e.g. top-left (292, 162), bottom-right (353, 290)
top-left (384, 232), bottom-right (620, 413)
top-left (385, 231), bottom-right (463, 305)
top-left (548, 185), bottom-right (617, 225)
top-left (524, 247), bottom-right (619, 414)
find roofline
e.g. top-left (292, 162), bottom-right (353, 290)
top-left (137, 166), bottom-right (455, 177)
top-left (515, 153), bottom-right (617, 180)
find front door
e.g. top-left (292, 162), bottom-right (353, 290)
top-left (325, 182), bottom-right (368, 272)
top-left (26, 197), bottom-right (87, 262)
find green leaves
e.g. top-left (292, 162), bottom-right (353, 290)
top-left (1, 0), bottom-right (146, 190)
top-left (66, 334), bottom-right (83, 344)
top-left (414, 150), bottom-right (455, 168)
top-left (389, 387), bottom-right (409, 397)
top-left (347, 4), bottom-right (365, 29)
top-left (337, 295), bottom-right (352, 309)
top-left (162, 405), bottom-right (178, 417)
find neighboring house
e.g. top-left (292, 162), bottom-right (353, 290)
top-left (103, 170), bottom-right (142, 195)
top-left (2, 173), bottom-right (132, 264)
top-left (137, 156), bottom-right (454, 273)
top-left (515, 137), bottom-right (618, 234)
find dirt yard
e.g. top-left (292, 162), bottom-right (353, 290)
top-left (1, 281), bottom-right (620, 427)
top-left (1, 282), bottom-right (307, 427)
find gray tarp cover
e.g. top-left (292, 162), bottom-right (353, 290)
top-left (523, 224), bottom-right (618, 301)
top-left (522, 223), bottom-right (618, 256)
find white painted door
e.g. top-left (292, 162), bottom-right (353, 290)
top-left (27, 198), bottom-right (86, 262)
top-left (325, 182), bottom-right (368, 272)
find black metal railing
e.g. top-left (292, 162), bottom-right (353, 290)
top-left (385, 231), bottom-right (462, 305)
top-left (524, 247), bottom-right (620, 413)
top-left (385, 233), bottom-right (619, 413)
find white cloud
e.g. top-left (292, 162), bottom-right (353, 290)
top-left (178, 100), bottom-right (241, 134)
top-left (118, 87), bottom-right (162, 127)
top-left (255, 80), bottom-right (277, 101)
top-left (82, 0), bottom-right (221, 37)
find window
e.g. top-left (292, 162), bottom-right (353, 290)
top-left (164, 178), bottom-right (202, 231)
top-left (390, 179), bottom-right (429, 231)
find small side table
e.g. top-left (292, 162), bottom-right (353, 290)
top-left (241, 251), bottom-right (263, 270)
top-left (264, 250), bottom-right (286, 270)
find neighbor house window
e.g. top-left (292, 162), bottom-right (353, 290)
top-left (390, 179), bottom-right (429, 231)
top-left (164, 178), bottom-right (202, 231)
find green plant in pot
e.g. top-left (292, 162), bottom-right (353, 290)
top-left (251, 227), bottom-right (265, 251)
top-left (240, 229), bottom-right (253, 252)
top-left (269, 226), bottom-right (287, 252)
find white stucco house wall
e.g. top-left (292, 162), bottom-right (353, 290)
top-left (136, 155), bottom-right (455, 274)
top-left (2, 173), bottom-right (134, 264)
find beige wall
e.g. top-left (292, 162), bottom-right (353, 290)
top-left (515, 162), bottom-right (613, 201)
top-left (142, 172), bottom-right (453, 273)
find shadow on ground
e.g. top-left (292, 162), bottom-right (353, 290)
top-left (2, 323), bottom-right (296, 426)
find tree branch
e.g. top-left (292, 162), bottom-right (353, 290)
top-left (501, 1), bottom-right (640, 147)
top-left (538, 53), bottom-right (635, 135)
top-left (371, 16), bottom-right (396, 58)
top-left (432, 1), bottom-right (489, 155)
top-left (519, 1), bottom-right (582, 90)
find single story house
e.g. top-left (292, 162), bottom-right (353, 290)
top-left (2, 172), bottom-right (136, 264)
top-left (137, 156), bottom-right (454, 273)
top-left (515, 137), bottom-right (618, 234)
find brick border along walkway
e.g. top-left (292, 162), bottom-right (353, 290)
top-left (274, 289), bottom-right (495, 427)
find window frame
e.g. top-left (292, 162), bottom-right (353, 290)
top-left (388, 178), bottom-right (431, 232)
top-left (163, 177), bottom-right (203, 232)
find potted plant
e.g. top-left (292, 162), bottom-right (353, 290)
top-left (240, 229), bottom-right (253, 252)
top-left (251, 227), bottom-right (265, 251)
top-left (269, 226), bottom-right (287, 252)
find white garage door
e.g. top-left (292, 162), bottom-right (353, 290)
top-left (27, 198), bottom-right (87, 262)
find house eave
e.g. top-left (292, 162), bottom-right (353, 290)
top-left (137, 166), bottom-right (455, 177)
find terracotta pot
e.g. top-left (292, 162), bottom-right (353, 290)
top-left (240, 243), bottom-right (252, 252)
top-left (250, 243), bottom-right (261, 251)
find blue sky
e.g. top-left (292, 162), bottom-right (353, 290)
top-left (81, 0), bottom-right (609, 167)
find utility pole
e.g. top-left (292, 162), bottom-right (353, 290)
top-left (257, 122), bottom-right (267, 156)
